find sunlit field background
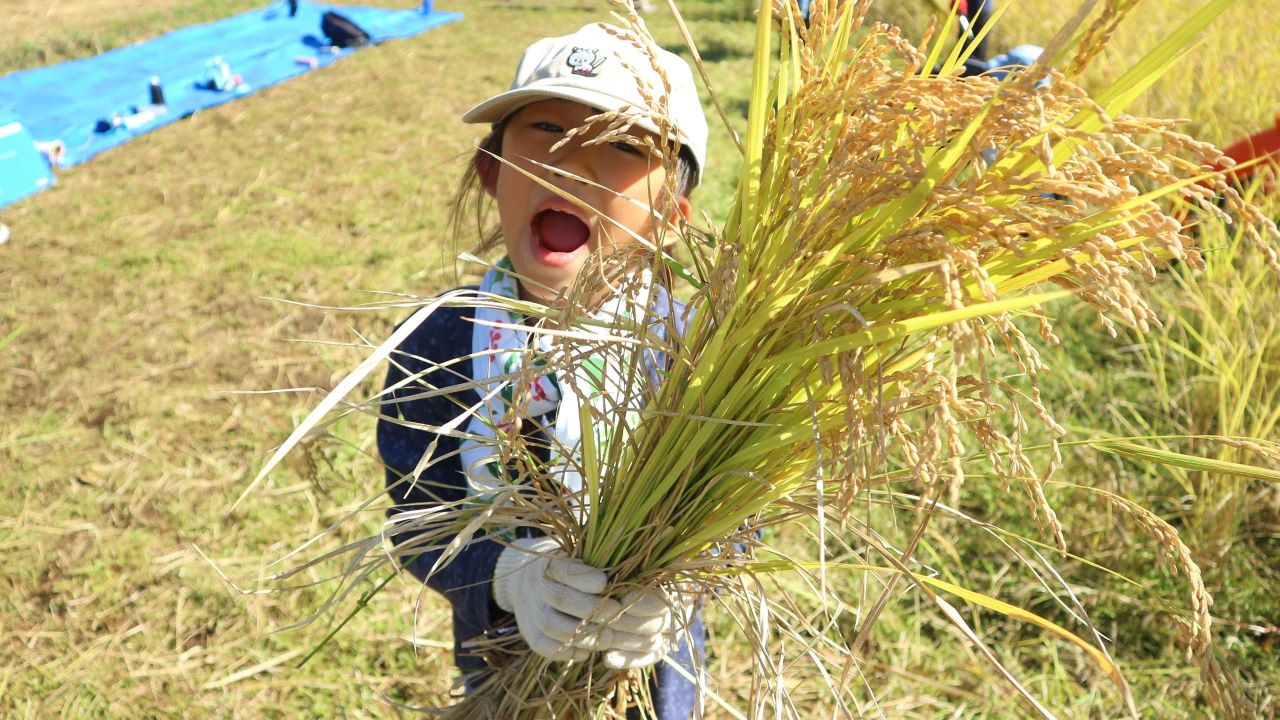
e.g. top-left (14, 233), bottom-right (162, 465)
top-left (2, 0), bottom-right (1277, 716)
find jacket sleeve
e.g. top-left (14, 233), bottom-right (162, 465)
top-left (377, 302), bottom-right (506, 636)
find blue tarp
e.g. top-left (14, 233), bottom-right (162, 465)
top-left (0, 1), bottom-right (461, 173)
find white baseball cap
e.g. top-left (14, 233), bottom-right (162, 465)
top-left (461, 23), bottom-right (709, 181)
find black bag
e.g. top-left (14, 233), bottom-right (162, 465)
top-left (321, 11), bottom-right (372, 48)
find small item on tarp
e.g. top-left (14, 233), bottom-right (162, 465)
top-left (34, 139), bottom-right (66, 165)
top-left (93, 77), bottom-right (171, 134)
top-left (202, 56), bottom-right (246, 92)
top-left (95, 104), bottom-right (168, 133)
top-left (149, 76), bottom-right (166, 105)
top-left (321, 11), bottom-right (372, 48)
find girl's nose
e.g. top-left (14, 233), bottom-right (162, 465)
top-left (547, 138), bottom-right (596, 186)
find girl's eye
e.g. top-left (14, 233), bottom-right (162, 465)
top-left (612, 140), bottom-right (644, 156)
top-left (533, 122), bottom-right (564, 133)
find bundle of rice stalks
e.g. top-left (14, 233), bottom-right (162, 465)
top-left (251, 0), bottom-right (1280, 717)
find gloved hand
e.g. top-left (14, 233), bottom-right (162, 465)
top-left (492, 536), bottom-right (681, 669)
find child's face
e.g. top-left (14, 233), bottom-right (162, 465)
top-left (488, 99), bottom-right (690, 302)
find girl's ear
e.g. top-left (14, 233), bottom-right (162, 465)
top-left (477, 148), bottom-right (499, 198)
top-left (475, 124), bottom-right (505, 198)
top-left (660, 196), bottom-right (694, 248)
top-left (670, 196), bottom-right (692, 223)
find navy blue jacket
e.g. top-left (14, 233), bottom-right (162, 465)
top-left (377, 293), bottom-right (702, 718)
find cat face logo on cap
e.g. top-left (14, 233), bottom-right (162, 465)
top-left (566, 47), bottom-right (605, 77)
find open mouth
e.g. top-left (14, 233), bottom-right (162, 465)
top-left (532, 209), bottom-right (590, 254)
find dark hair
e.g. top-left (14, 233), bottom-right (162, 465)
top-left (448, 115), bottom-right (701, 256)
top-left (671, 145), bottom-right (701, 199)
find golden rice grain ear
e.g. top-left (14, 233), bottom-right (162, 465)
top-left (1065, 0), bottom-right (1151, 78)
top-left (1199, 650), bottom-right (1255, 720)
top-left (1086, 484), bottom-right (1257, 715)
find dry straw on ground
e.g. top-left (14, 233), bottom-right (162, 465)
top-left (257, 0), bottom-right (1279, 717)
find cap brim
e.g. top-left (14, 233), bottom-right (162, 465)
top-left (462, 86), bottom-right (684, 151)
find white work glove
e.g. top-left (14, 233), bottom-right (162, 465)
top-left (492, 536), bottom-right (679, 669)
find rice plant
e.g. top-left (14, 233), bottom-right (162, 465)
top-left (253, 1), bottom-right (1280, 717)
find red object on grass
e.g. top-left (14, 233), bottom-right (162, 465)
top-left (1219, 112), bottom-right (1280, 189)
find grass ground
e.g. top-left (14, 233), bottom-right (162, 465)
top-left (1, 0), bottom-right (1276, 717)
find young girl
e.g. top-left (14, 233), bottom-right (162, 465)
top-left (376, 22), bottom-right (709, 718)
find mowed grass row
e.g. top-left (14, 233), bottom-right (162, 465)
top-left (1, 0), bottom-right (1277, 717)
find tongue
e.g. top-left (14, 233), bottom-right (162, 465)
top-left (535, 210), bottom-right (590, 253)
